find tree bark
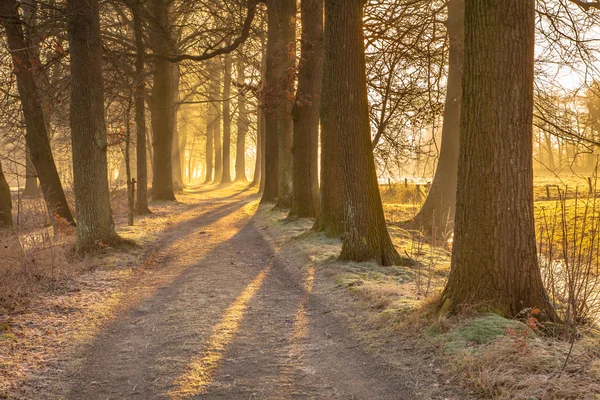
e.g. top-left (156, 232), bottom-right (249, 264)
top-left (439, 0), bottom-right (556, 319)
top-left (261, 1), bottom-right (280, 202)
top-left (274, 0), bottom-right (296, 209)
top-left (1, 0), bottom-right (75, 224)
top-left (0, 161), bottom-right (13, 228)
top-left (410, 0), bottom-right (463, 237)
top-left (67, 0), bottom-right (121, 249)
top-left (235, 54), bottom-right (248, 182)
top-left (322, 0), bottom-right (401, 265)
top-left (290, 0), bottom-right (323, 218)
top-left (171, 65), bottom-right (183, 189)
top-left (128, 0), bottom-right (151, 214)
top-left (221, 54), bottom-right (233, 184)
top-left (22, 145), bottom-right (39, 197)
top-left (148, 0), bottom-right (176, 200)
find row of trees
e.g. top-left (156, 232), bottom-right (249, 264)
top-left (2, 0), bottom-right (600, 318)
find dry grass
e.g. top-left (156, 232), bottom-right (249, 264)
top-left (457, 334), bottom-right (600, 399)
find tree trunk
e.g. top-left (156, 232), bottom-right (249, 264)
top-left (410, 0), bottom-right (463, 237)
top-left (22, 145), bottom-right (39, 196)
top-left (235, 55), bottom-right (248, 182)
top-left (261, 1), bottom-right (280, 202)
top-left (128, 0), bottom-right (150, 214)
top-left (290, 0), bottom-right (323, 218)
top-left (1, 0), bottom-right (75, 225)
top-left (67, 0), bottom-right (121, 249)
top-left (0, 161), bottom-right (13, 228)
top-left (171, 64), bottom-right (183, 189)
top-left (439, 0), bottom-right (556, 319)
top-left (274, 0), bottom-right (296, 209)
top-left (221, 54), bottom-right (233, 184)
top-left (322, 0), bottom-right (401, 265)
top-left (204, 114), bottom-right (214, 184)
top-left (213, 66), bottom-right (223, 184)
top-left (148, 0), bottom-right (176, 200)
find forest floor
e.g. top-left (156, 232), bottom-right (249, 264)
top-left (0, 184), bottom-right (457, 400)
top-left (3, 180), bottom-right (600, 399)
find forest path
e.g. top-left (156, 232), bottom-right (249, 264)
top-left (67, 185), bottom-right (414, 400)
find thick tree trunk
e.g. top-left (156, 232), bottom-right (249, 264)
top-left (221, 54), bottom-right (233, 184)
top-left (323, 0), bottom-right (401, 265)
top-left (22, 145), bottom-right (39, 196)
top-left (290, 0), bottom-right (323, 218)
top-left (148, 0), bottom-right (176, 201)
top-left (274, 0), bottom-right (296, 209)
top-left (439, 0), bottom-right (556, 319)
top-left (1, 0), bottom-right (74, 224)
top-left (235, 55), bottom-right (248, 182)
top-left (0, 162), bottom-right (13, 228)
top-left (129, 0), bottom-right (151, 214)
top-left (67, 0), bottom-right (121, 249)
top-left (410, 0), bottom-right (463, 237)
top-left (261, 1), bottom-right (280, 202)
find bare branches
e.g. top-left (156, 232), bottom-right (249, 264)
top-left (149, 0), bottom-right (263, 63)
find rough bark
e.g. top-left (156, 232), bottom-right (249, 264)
top-left (148, 0), bottom-right (176, 201)
top-left (235, 55), bottom-right (248, 182)
top-left (128, 0), bottom-right (151, 214)
top-left (289, 0), bottom-right (323, 218)
top-left (67, 0), bottom-right (121, 249)
top-left (221, 53), bottom-right (233, 184)
top-left (261, 1), bottom-right (280, 202)
top-left (439, 0), bottom-right (556, 319)
top-left (274, 0), bottom-right (296, 209)
top-left (323, 0), bottom-right (401, 266)
top-left (410, 0), bottom-right (463, 237)
top-left (1, 0), bottom-right (75, 224)
top-left (0, 162), bottom-right (13, 228)
top-left (22, 145), bottom-right (39, 196)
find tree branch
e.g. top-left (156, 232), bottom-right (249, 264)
top-left (150, 0), bottom-right (263, 63)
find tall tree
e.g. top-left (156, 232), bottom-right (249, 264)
top-left (274, 0), bottom-right (296, 209)
top-left (439, 0), bottom-right (556, 318)
top-left (127, 0), bottom-right (151, 214)
top-left (235, 54), bottom-right (248, 182)
top-left (172, 65), bottom-right (184, 188)
top-left (322, 0), bottom-right (401, 265)
top-left (290, 0), bottom-right (323, 218)
top-left (148, 0), bottom-right (176, 200)
top-left (1, 0), bottom-right (75, 225)
top-left (410, 0), bottom-right (463, 236)
top-left (0, 162), bottom-right (13, 228)
top-left (213, 62), bottom-right (223, 183)
top-left (261, 1), bottom-right (280, 202)
top-left (22, 147), bottom-right (38, 197)
top-left (221, 53), bottom-right (233, 184)
top-left (67, 0), bottom-right (121, 248)
top-left (204, 108), bottom-right (214, 184)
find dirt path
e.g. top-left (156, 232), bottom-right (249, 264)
top-left (65, 187), bottom-right (414, 399)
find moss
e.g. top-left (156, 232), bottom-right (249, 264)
top-left (0, 333), bottom-right (16, 342)
top-left (433, 313), bottom-right (532, 353)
